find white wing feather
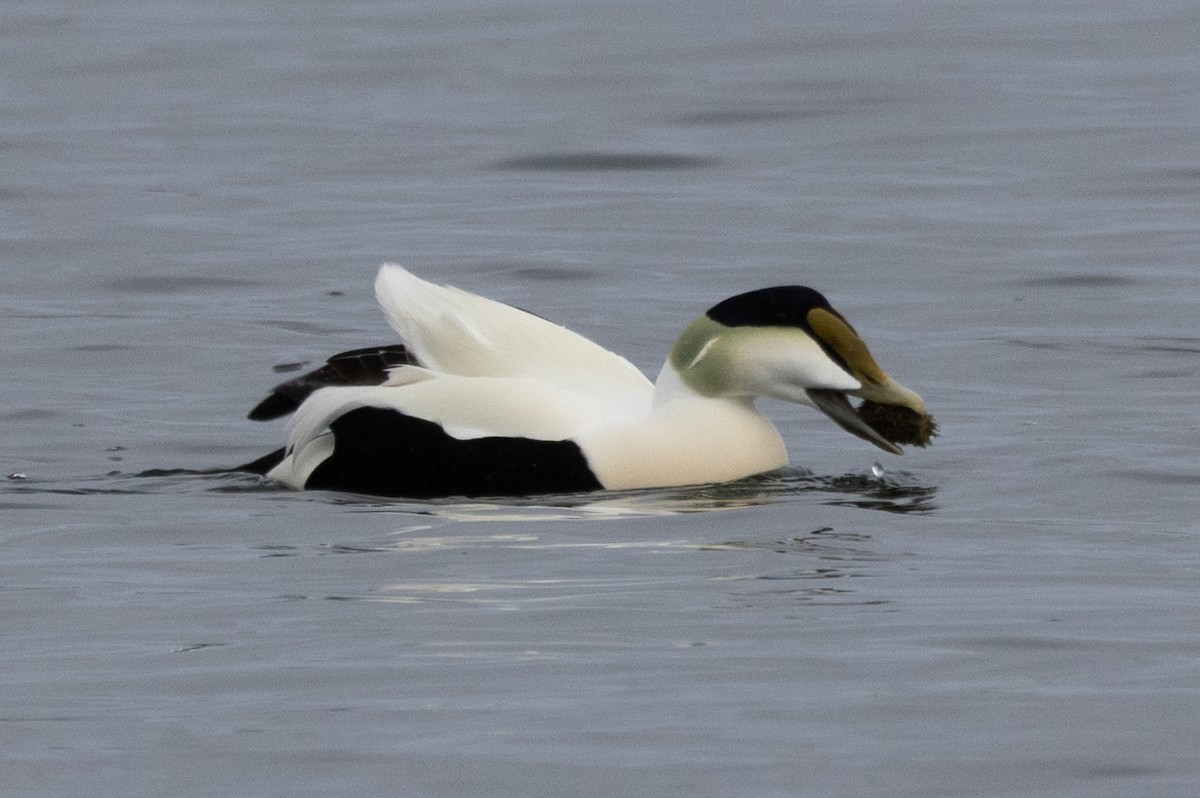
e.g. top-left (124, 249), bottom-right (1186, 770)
top-left (373, 264), bottom-right (652, 404)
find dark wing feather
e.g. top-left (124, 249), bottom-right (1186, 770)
top-left (247, 344), bottom-right (417, 421)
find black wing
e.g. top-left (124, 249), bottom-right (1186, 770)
top-left (247, 344), bottom-right (417, 421)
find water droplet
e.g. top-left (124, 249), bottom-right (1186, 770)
top-left (870, 462), bottom-right (885, 478)
top-left (7, 472), bottom-right (28, 481)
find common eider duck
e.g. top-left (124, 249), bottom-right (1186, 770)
top-left (241, 265), bottom-right (935, 498)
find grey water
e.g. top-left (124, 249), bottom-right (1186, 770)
top-left (3, 1), bottom-right (1199, 795)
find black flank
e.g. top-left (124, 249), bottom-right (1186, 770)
top-left (304, 407), bottom-right (604, 499)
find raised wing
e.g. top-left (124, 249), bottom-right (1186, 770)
top-left (373, 264), bottom-right (653, 406)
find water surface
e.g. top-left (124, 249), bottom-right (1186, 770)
top-left (3, 1), bottom-right (1199, 796)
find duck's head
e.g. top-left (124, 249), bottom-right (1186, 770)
top-left (666, 285), bottom-right (935, 454)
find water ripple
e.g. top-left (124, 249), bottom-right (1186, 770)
top-left (488, 152), bottom-right (716, 172)
top-left (2, 466), bottom-right (937, 517)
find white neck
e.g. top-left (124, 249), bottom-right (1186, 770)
top-left (576, 361), bottom-right (787, 490)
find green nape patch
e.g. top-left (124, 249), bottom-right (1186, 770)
top-left (856, 401), bottom-right (939, 448)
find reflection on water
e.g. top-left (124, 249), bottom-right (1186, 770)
top-left (3, 465), bottom-right (937, 518)
top-left (706, 526), bottom-right (892, 607)
top-left (366, 468), bottom-right (937, 521)
top-left (816, 473), bottom-right (939, 514)
top-left (704, 525), bottom-right (881, 560)
top-left (311, 527), bottom-right (892, 609)
top-left (372, 576), bottom-right (683, 610)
